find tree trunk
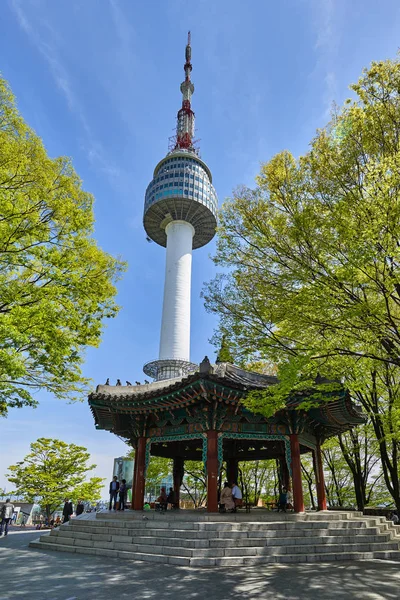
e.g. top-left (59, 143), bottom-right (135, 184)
top-left (301, 463), bottom-right (316, 510)
top-left (338, 433), bottom-right (366, 511)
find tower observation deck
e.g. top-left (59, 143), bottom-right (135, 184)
top-left (143, 33), bottom-right (217, 382)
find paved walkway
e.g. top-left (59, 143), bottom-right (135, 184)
top-left (1, 529), bottom-right (399, 600)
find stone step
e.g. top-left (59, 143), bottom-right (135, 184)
top-left (45, 535), bottom-right (196, 557)
top-left (49, 529), bottom-right (395, 549)
top-left (97, 510), bottom-right (364, 522)
top-left (65, 522), bottom-right (389, 541)
top-left (68, 518), bottom-right (381, 534)
top-left (30, 538), bottom-right (400, 567)
top-left (29, 539), bottom-right (191, 566)
top-left (260, 525), bottom-right (390, 537)
top-left (40, 531), bottom-right (400, 559)
top-left (191, 550), bottom-right (400, 566)
top-left (259, 541), bottom-right (400, 555)
top-left (212, 533), bottom-right (394, 547)
top-left (30, 512), bottom-right (400, 568)
top-left (90, 515), bottom-right (376, 529)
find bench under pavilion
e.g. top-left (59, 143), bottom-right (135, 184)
top-left (88, 359), bottom-right (365, 513)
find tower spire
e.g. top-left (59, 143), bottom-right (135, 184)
top-left (175, 31), bottom-right (195, 151)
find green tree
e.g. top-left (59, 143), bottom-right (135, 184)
top-left (337, 423), bottom-right (386, 511)
top-left (216, 335), bottom-right (234, 363)
top-left (300, 455), bottom-right (317, 510)
top-left (348, 366), bottom-right (400, 510)
top-left (0, 76), bottom-right (126, 416)
top-left (125, 449), bottom-right (173, 501)
top-left (238, 459), bottom-right (277, 506)
top-left (205, 56), bottom-right (400, 371)
top-left (7, 438), bottom-right (104, 519)
top-left (146, 456), bottom-right (172, 500)
top-left (322, 439), bottom-right (356, 508)
top-left (181, 461), bottom-right (207, 508)
top-left (203, 56), bottom-right (400, 510)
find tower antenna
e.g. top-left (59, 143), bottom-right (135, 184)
top-left (174, 30), bottom-right (195, 151)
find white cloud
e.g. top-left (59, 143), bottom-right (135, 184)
top-left (315, 0), bottom-right (335, 51)
top-left (307, 0), bottom-right (342, 119)
top-left (10, 0), bottom-right (121, 184)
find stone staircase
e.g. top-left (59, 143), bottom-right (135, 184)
top-left (29, 510), bottom-right (400, 566)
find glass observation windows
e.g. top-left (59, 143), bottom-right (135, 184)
top-left (145, 155), bottom-right (217, 215)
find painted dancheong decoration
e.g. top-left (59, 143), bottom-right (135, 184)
top-left (143, 32), bottom-right (218, 382)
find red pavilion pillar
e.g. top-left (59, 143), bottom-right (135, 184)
top-left (290, 434), bottom-right (305, 513)
top-left (130, 443), bottom-right (138, 509)
top-left (314, 443), bottom-right (327, 511)
top-left (206, 430), bottom-right (219, 512)
top-left (132, 436), bottom-right (146, 510)
top-left (173, 456), bottom-right (184, 509)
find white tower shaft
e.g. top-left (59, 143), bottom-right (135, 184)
top-left (159, 221), bottom-right (194, 362)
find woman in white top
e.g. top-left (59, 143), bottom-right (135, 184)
top-left (231, 482), bottom-right (243, 509)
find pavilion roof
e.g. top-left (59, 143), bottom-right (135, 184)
top-left (88, 361), bottom-right (365, 437)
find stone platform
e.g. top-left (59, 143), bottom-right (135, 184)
top-left (29, 510), bottom-right (400, 567)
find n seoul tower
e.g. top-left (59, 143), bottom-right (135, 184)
top-left (143, 33), bottom-right (217, 382)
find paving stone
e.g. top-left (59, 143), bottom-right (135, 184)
top-left (111, 534), bottom-right (133, 543)
top-left (190, 557), bottom-right (216, 566)
top-left (215, 557), bottom-right (245, 566)
top-left (92, 541), bottom-right (115, 550)
top-left (73, 538), bottom-right (95, 547)
top-left (95, 533), bottom-right (113, 542)
top-left (223, 547), bottom-right (258, 557)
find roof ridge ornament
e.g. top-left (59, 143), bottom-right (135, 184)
top-left (200, 356), bottom-right (213, 375)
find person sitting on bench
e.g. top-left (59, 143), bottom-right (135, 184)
top-left (156, 487), bottom-right (168, 511)
top-left (220, 482), bottom-right (235, 512)
top-left (231, 482), bottom-right (243, 511)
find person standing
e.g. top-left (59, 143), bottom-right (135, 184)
top-left (119, 479), bottom-right (127, 511)
top-left (0, 499), bottom-right (15, 536)
top-left (76, 499), bottom-right (85, 516)
top-left (109, 476), bottom-right (119, 510)
top-left (278, 488), bottom-right (288, 512)
top-left (167, 487), bottom-right (176, 509)
top-left (62, 499), bottom-right (73, 523)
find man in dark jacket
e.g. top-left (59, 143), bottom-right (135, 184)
top-left (76, 499), bottom-right (85, 516)
top-left (0, 499), bottom-right (15, 536)
top-left (62, 499), bottom-right (73, 523)
top-left (109, 476), bottom-right (119, 510)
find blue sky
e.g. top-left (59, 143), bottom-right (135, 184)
top-left (1, 0), bottom-right (400, 495)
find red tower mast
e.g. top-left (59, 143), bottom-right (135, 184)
top-left (175, 31), bottom-right (196, 151)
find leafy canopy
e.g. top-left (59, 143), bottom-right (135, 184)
top-left (0, 75), bottom-right (126, 415)
top-left (7, 437), bottom-right (104, 517)
top-left (204, 55), bottom-right (400, 412)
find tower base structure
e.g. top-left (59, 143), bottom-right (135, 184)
top-left (143, 358), bottom-right (197, 381)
